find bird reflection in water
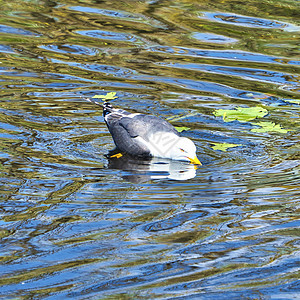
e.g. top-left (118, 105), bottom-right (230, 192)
top-left (106, 151), bottom-right (197, 183)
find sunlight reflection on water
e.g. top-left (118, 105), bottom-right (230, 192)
top-left (0, 0), bottom-right (299, 299)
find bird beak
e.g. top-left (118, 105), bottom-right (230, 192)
top-left (189, 155), bottom-right (202, 165)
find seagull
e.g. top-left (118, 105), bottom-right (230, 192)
top-left (91, 100), bottom-right (201, 164)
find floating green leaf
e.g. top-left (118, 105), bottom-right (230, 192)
top-left (251, 121), bottom-right (288, 133)
top-left (211, 142), bottom-right (242, 151)
top-left (214, 106), bottom-right (268, 122)
top-left (92, 92), bottom-right (118, 101)
top-left (175, 126), bottom-right (190, 132)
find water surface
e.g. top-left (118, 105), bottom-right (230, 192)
top-left (0, 0), bottom-right (299, 299)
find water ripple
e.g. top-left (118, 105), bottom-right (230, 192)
top-left (200, 12), bottom-right (300, 32)
top-left (39, 44), bottom-right (99, 56)
top-left (0, 24), bottom-right (40, 36)
top-left (192, 32), bottom-right (238, 44)
top-left (0, 44), bottom-right (15, 54)
top-left (0, 0), bottom-right (299, 299)
top-left (148, 46), bottom-right (300, 66)
top-left (158, 62), bottom-right (300, 89)
top-left (68, 5), bottom-right (167, 29)
top-left (51, 58), bottom-right (137, 77)
top-left (76, 30), bottom-right (139, 43)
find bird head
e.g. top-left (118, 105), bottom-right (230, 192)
top-left (170, 137), bottom-right (201, 165)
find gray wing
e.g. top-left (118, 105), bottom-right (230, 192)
top-left (106, 113), bottom-right (179, 157)
top-left (119, 115), bottom-right (179, 139)
top-left (105, 112), bottom-right (150, 157)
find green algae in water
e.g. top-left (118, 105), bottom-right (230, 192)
top-left (214, 106), bottom-right (268, 122)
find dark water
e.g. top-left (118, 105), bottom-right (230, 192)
top-left (0, 0), bottom-right (299, 299)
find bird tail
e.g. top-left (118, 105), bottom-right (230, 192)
top-left (102, 102), bottom-right (113, 118)
top-left (85, 97), bottom-right (113, 118)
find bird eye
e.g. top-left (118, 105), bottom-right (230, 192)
top-left (180, 148), bottom-right (185, 152)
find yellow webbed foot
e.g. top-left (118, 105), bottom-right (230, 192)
top-left (110, 153), bottom-right (123, 159)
